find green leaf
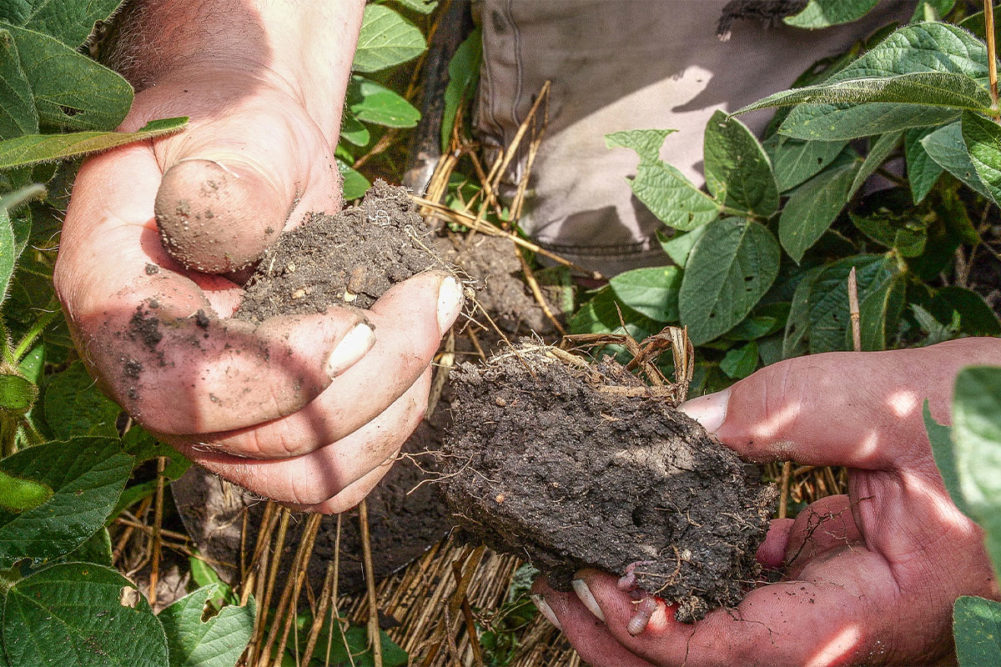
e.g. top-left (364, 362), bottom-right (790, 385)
top-left (390, 0), bottom-right (438, 14)
top-left (921, 121), bottom-right (993, 199)
top-left (0, 437), bottom-right (132, 567)
top-left (962, 110), bottom-right (1001, 206)
top-left (0, 469), bottom-right (50, 513)
top-left (606, 129), bottom-right (720, 231)
top-left (783, 0), bottom-right (879, 29)
top-left (771, 136), bottom-right (847, 192)
top-left (848, 131), bottom-right (902, 200)
top-left (4, 24), bottom-right (133, 132)
top-left (298, 619), bottom-right (408, 667)
top-left (568, 286), bottom-right (660, 355)
top-left (954, 595), bottom-right (1001, 666)
top-left (348, 76), bottom-right (420, 128)
top-left (0, 372), bottom-right (37, 413)
top-left (857, 267), bottom-right (905, 351)
top-left (703, 111), bottom-right (778, 218)
top-left (61, 526), bottom-right (113, 566)
top-left (608, 266), bottom-right (680, 323)
top-left (442, 27), bottom-right (481, 152)
top-left (352, 4), bottom-right (426, 74)
top-left (2, 563), bottom-right (168, 666)
top-left (160, 584), bottom-right (255, 667)
top-left (925, 403), bottom-right (971, 518)
top-left (337, 158), bottom-right (370, 200)
top-left (0, 29), bottom-right (38, 139)
top-left (905, 127), bottom-right (944, 203)
top-left (0, 208), bottom-right (16, 303)
top-left (930, 286), bottom-right (1001, 337)
top-left (850, 203), bottom-right (928, 258)
top-left (0, 117), bottom-right (188, 170)
top-left (912, 0), bottom-right (955, 22)
top-left (0, 1), bottom-right (124, 47)
top-left (44, 361), bottom-right (121, 439)
top-left (779, 154), bottom-right (858, 262)
top-left (783, 266), bottom-right (824, 359)
top-left (679, 218), bottom-right (780, 345)
top-left (657, 226), bottom-right (708, 266)
top-left (339, 110), bottom-right (370, 147)
top-left (720, 341), bottom-right (758, 380)
top-left (800, 255), bottom-right (891, 354)
top-left (952, 366), bottom-right (1001, 574)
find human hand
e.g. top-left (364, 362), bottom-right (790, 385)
top-left (532, 339), bottom-right (1001, 665)
top-left (53, 0), bottom-right (462, 512)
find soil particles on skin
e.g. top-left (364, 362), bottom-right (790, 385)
top-left (439, 346), bottom-right (777, 622)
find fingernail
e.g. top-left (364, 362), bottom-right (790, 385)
top-left (679, 387), bottom-right (730, 434)
top-left (325, 323), bottom-right (375, 376)
top-left (530, 594), bottom-right (562, 630)
top-left (436, 276), bottom-right (464, 332)
top-left (572, 578), bottom-right (605, 622)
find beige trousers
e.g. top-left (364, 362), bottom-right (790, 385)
top-left (474, 0), bottom-right (914, 274)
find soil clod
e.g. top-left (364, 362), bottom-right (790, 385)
top-left (439, 345), bottom-right (776, 622)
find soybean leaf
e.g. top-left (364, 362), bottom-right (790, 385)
top-left (0, 208), bottom-right (16, 303)
top-left (848, 131), bottom-right (903, 200)
top-left (60, 527), bottom-right (113, 566)
top-left (804, 255), bottom-right (890, 354)
top-left (606, 130), bottom-right (720, 231)
top-left (783, 0), bottom-right (879, 29)
top-left (0, 372), bottom-right (36, 414)
top-left (951, 366), bottom-right (1001, 573)
top-left (678, 218), bottom-right (780, 345)
top-left (608, 266), bottom-right (681, 323)
top-left (857, 267), bottom-right (905, 351)
top-left (160, 584), bottom-right (255, 667)
top-left (297, 617), bottom-right (408, 667)
top-left (779, 152), bottom-right (859, 262)
top-left (925, 402), bottom-right (970, 518)
top-left (0, 1), bottom-right (123, 47)
top-left (569, 286), bottom-right (660, 353)
top-left (783, 266), bottom-right (824, 359)
top-left (657, 225), bottom-right (708, 266)
top-left (348, 76), bottom-right (420, 128)
top-left (0, 469), bottom-right (51, 513)
top-left (339, 109), bottom-right (370, 147)
top-left (954, 596), bottom-right (1001, 666)
top-left (0, 117), bottom-right (188, 170)
top-left (850, 203), bottom-right (928, 258)
top-left (921, 121), bottom-right (993, 199)
top-left (441, 27), bottom-right (482, 152)
top-left (2, 563), bottom-right (168, 667)
top-left (44, 361), bottom-right (121, 439)
top-left (389, 0), bottom-right (438, 14)
top-left (353, 4), bottom-right (426, 74)
top-left (912, 0), bottom-right (955, 22)
top-left (929, 286), bottom-right (1001, 337)
top-left (4, 24), bottom-right (132, 131)
top-left (905, 127), bottom-right (944, 203)
top-left (703, 111), bottom-right (778, 217)
top-left (962, 110), bottom-right (1001, 206)
top-left (0, 28), bottom-right (38, 139)
top-left (337, 158), bottom-right (371, 200)
top-left (0, 437), bottom-right (132, 567)
top-left (720, 341), bottom-right (758, 380)
top-left (771, 136), bottom-right (847, 192)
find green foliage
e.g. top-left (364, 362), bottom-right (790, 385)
top-left (441, 27), bottom-right (482, 152)
top-left (783, 0), bottom-right (880, 29)
top-left (953, 595), bottom-right (1001, 665)
top-left (159, 584), bottom-right (255, 667)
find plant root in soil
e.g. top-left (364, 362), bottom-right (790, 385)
top-left (439, 345), bottom-right (777, 623)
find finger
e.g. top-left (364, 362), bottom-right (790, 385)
top-left (55, 144), bottom-right (366, 435)
top-left (128, 79), bottom-right (340, 273)
top-left (304, 458), bottom-right (395, 515)
top-left (782, 495), bottom-right (862, 577)
top-left (174, 369), bottom-right (430, 505)
top-left (680, 348), bottom-right (961, 469)
top-left (532, 582), bottom-right (657, 667)
top-left (190, 270), bottom-right (462, 458)
top-left (756, 518), bottom-right (794, 570)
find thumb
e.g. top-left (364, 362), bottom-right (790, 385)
top-left (679, 350), bottom-right (941, 470)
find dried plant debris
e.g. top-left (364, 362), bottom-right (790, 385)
top-left (439, 345), bottom-right (776, 622)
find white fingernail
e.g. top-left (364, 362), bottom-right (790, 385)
top-left (572, 579), bottom-right (605, 622)
top-left (325, 323), bottom-right (375, 376)
top-left (679, 388), bottom-right (730, 434)
top-left (530, 594), bottom-right (562, 630)
top-left (436, 276), bottom-right (464, 333)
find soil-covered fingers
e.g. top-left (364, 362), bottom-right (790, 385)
top-left (176, 369), bottom-right (431, 506)
top-left (56, 145), bottom-right (365, 435)
top-left (680, 343), bottom-right (1001, 470)
top-left (190, 271), bottom-right (463, 458)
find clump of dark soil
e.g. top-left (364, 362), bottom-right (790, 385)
top-left (237, 179), bottom-right (445, 321)
top-left (439, 346), bottom-right (776, 623)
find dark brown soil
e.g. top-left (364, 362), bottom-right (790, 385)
top-left (236, 180), bottom-right (444, 320)
top-left (439, 346), bottom-right (776, 623)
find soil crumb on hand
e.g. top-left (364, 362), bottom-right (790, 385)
top-left (439, 345), bottom-right (776, 622)
top-left (236, 180), bottom-right (445, 321)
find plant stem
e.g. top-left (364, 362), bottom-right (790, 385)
top-left (986, 0), bottom-right (999, 119)
top-left (12, 306), bottom-right (60, 363)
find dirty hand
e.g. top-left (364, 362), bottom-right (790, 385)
top-left (53, 0), bottom-right (461, 512)
top-left (533, 338), bottom-right (1001, 665)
